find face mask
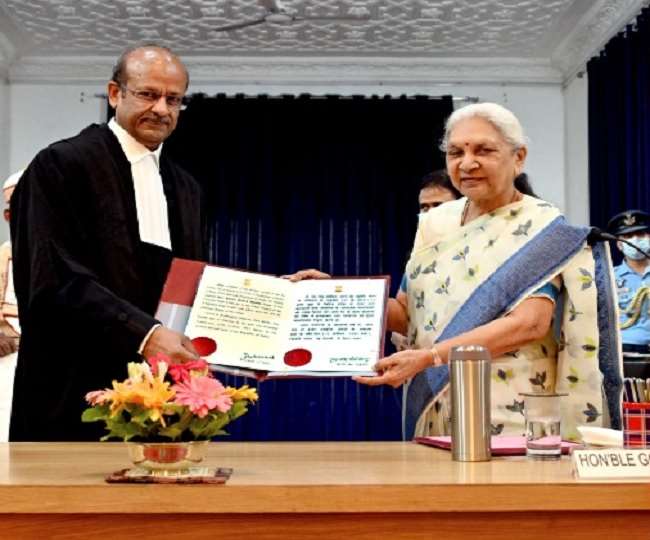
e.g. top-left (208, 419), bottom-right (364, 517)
top-left (621, 236), bottom-right (650, 260)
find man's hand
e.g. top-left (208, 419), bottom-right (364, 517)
top-left (141, 326), bottom-right (199, 363)
top-left (353, 349), bottom-right (434, 388)
top-left (0, 335), bottom-right (17, 357)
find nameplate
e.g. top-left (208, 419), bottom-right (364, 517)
top-left (572, 448), bottom-right (650, 479)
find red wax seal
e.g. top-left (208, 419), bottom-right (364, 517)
top-left (283, 348), bottom-right (312, 367)
top-left (191, 337), bottom-right (217, 357)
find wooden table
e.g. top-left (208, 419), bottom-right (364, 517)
top-left (0, 442), bottom-right (649, 539)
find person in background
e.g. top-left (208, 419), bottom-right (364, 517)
top-left (607, 210), bottom-right (650, 353)
top-left (417, 170), bottom-right (461, 213)
top-left (9, 44), bottom-right (204, 441)
top-left (390, 171), bottom-right (461, 351)
top-left (0, 170), bottom-right (22, 442)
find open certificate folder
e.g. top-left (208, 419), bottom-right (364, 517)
top-left (156, 259), bottom-right (389, 379)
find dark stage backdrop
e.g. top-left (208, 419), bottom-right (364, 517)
top-left (164, 93), bottom-right (453, 440)
top-left (588, 7), bottom-right (650, 244)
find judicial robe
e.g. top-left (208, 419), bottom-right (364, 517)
top-left (9, 124), bottom-right (205, 441)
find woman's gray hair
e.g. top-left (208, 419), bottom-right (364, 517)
top-left (440, 102), bottom-right (528, 152)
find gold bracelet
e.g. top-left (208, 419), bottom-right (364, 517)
top-left (430, 346), bottom-right (443, 366)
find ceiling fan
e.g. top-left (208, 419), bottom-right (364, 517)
top-left (213, 0), bottom-right (371, 32)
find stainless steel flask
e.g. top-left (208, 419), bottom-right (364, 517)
top-left (450, 345), bottom-right (491, 462)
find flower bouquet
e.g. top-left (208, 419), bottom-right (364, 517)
top-left (82, 353), bottom-right (258, 471)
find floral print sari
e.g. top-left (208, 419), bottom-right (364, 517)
top-left (403, 195), bottom-right (621, 441)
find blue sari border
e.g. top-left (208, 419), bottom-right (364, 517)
top-left (592, 242), bottom-right (623, 428)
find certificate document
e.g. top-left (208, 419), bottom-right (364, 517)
top-left (183, 265), bottom-right (388, 379)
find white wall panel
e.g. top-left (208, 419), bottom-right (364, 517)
top-left (563, 74), bottom-right (590, 226)
top-left (1, 79), bottom-right (588, 240)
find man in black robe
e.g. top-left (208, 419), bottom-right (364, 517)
top-left (9, 45), bottom-right (205, 441)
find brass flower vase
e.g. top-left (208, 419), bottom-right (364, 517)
top-left (127, 440), bottom-right (210, 474)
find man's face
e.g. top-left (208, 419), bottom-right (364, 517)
top-left (418, 186), bottom-right (457, 213)
top-left (107, 48), bottom-right (187, 150)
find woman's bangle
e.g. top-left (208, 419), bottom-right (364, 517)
top-left (430, 346), bottom-right (443, 366)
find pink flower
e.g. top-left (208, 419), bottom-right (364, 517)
top-left (168, 359), bottom-right (209, 383)
top-left (172, 376), bottom-right (232, 417)
top-left (85, 389), bottom-right (112, 405)
top-left (147, 352), bottom-right (171, 376)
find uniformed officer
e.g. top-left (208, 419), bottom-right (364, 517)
top-left (607, 209), bottom-right (650, 353)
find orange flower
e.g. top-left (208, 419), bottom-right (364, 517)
top-left (109, 362), bottom-right (175, 423)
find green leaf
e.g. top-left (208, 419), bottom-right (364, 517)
top-left (129, 408), bottom-right (153, 426)
top-left (212, 413), bottom-right (233, 430)
top-left (163, 403), bottom-right (186, 416)
top-left (157, 424), bottom-right (184, 440)
top-left (201, 414), bottom-right (232, 438)
top-left (159, 410), bottom-right (194, 441)
top-left (228, 401), bottom-right (249, 420)
top-left (189, 416), bottom-right (211, 438)
top-left (81, 405), bottom-right (110, 423)
top-left (123, 422), bottom-right (146, 441)
top-left (99, 410), bottom-right (150, 441)
top-left (187, 412), bottom-right (234, 440)
top-left (229, 406), bottom-right (249, 421)
top-left (102, 425), bottom-right (127, 441)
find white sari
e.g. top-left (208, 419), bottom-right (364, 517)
top-left (403, 196), bottom-right (621, 441)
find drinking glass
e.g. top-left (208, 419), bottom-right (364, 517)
top-left (520, 393), bottom-right (566, 460)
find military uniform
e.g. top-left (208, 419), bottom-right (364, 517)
top-left (607, 210), bottom-right (650, 353)
top-left (614, 261), bottom-right (650, 349)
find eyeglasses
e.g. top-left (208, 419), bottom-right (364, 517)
top-left (121, 86), bottom-right (185, 110)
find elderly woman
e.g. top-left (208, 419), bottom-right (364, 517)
top-left (290, 103), bottom-right (621, 441)
top-left (350, 102), bottom-right (622, 440)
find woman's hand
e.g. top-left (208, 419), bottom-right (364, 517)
top-left (353, 349), bottom-right (434, 388)
top-left (281, 268), bottom-right (331, 281)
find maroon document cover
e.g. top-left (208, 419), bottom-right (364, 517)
top-left (160, 258), bottom-right (207, 306)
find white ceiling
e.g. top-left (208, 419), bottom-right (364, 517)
top-left (0, 0), bottom-right (646, 85)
